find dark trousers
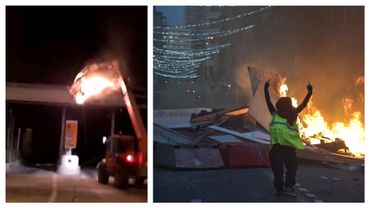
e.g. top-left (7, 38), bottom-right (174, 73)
top-left (269, 144), bottom-right (297, 191)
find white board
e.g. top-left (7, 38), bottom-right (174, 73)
top-left (208, 125), bottom-right (270, 144)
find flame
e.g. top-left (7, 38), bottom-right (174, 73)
top-left (75, 76), bottom-right (115, 104)
top-left (70, 61), bottom-right (122, 104)
top-left (343, 98), bottom-right (354, 116)
top-left (279, 78), bottom-right (288, 97)
top-left (278, 79), bottom-right (298, 107)
top-left (278, 79), bottom-right (365, 157)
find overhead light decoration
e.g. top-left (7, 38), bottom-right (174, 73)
top-left (154, 6), bottom-right (270, 30)
top-left (154, 6), bottom-right (271, 79)
top-left (153, 25), bottom-right (255, 42)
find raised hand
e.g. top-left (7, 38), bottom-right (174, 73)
top-left (307, 82), bottom-right (313, 94)
top-left (264, 79), bottom-right (270, 89)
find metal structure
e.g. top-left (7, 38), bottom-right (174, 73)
top-left (69, 60), bottom-right (147, 182)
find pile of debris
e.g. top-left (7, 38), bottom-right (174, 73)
top-left (153, 66), bottom-right (364, 169)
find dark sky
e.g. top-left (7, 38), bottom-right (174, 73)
top-left (6, 6), bottom-right (147, 90)
top-left (155, 6), bottom-right (184, 26)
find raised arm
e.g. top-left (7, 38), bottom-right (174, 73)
top-left (296, 82), bottom-right (313, 113)
top-left (264, 80), bottom-right (276, 115)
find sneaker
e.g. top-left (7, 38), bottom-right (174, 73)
top-left (284, 187), bottom-right (296, 197)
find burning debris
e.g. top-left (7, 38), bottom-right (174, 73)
top-left (153, 65), bottom-right (364, 170)
top-left (278, 78), bottom-right (365, 157)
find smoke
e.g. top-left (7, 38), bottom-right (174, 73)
top-left (88, 7), bottom-right (147, 91)
top-left (230, 6), bottom-right (364, 123)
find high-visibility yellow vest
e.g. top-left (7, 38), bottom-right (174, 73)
top-left (269, 112), bottom-right (305, 150)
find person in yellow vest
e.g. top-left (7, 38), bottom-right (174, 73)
top-left (264, 80), bottom-right (313, 196)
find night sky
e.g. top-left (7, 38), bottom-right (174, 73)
top-left (6, 6), bottom-right (147, 166)
top-left (6, 6), bottom-right (147, 90)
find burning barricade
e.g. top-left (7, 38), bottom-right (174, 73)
top-left (153, 66), bottom-right (364, 169)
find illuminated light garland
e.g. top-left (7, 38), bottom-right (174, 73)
top-left (154, 61), bottom-right (200, 75)
top-left (155, 56), bottom-right (212, 64)
top-left (154, 24), bottom-right (254, 37)
top-left (154, 68), bottom-right (200, 75)
top-left (154, 6), bottom-right (270, 29)
top-left (154, 59), bottom-right (202, 67)
top-left (153, 51), bottom-right (220, 60)
top-left (154, 43), bottom-right (230, 55)
top-left (154, 44), bottom-right (230, 60)
top-left (154, 67), bottom-right (198, 75)
top-left (154, 25), bottom-right (255, 42)
top-left (154, 63), bottom-right (201, 70)
top-left (153, 7), bottom-right (268, 79)
top-left (154, 71), bottom-right (199, 79)
top-left (155, 51), bottom-right (219, 60)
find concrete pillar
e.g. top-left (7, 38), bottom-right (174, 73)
top-left (9, 117), bottom-right (15, 162)
top-left (16, 128), bottom-right (21, 159)
top-left (59, 107), bottom-right (66, 162)
top-left (111, 110), bottom-right (115, 136)
top-left (6, 108), bottom-right (13, 162)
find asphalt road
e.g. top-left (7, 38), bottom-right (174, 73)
top-left (6, 164), bottom-right (147, 202)
top-left (154, 163), bottom-right (364, 202)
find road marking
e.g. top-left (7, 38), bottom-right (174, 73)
top-left (305, 193), bottom-right (317, 198)
top-left (48, 174), bottom-right (58, 202)
top-left (295, 183), bottom-right (302, 187)
top-left (295, 184), bottom-right (325, 202)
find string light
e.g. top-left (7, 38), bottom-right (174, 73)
top-left (154, 24), bottom-right (255, 37)
top-left (154, 6), bottom-right (270, 29)
top-left (154, 6), bottom-right (271, 79)
top-left (154, 43), bottom-right (230, 55)
top-left (154, 67), bottom-right (198, 75)
top-left (154, 25), bottom-right (254, 43)
top-left (154, 70), bottom-right (199, 79)
top-left (153, 44), bottom-right (230, 77)
top-left (155, 56), bottom-right (212, 64)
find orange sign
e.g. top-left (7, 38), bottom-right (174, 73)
top-left (64, 120), bottom-right (78, 149)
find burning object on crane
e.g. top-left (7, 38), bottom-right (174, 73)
top-left (69, 60), bottom-right (122, 104)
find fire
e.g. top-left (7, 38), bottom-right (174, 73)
top-left (70, 61), bottom-right (122, 104)
top-left (74, 76), bottom-right (115, 104)
top-left (278, 79), bottom-right (298, 107)
top-left (279, 78), bottom-right (288, 97)
top-left (343, 98), bottom-right (354, 116)
top-left (278, 79), bottom-right (365, 157)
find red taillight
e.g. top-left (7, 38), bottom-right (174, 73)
top-left (126, 154), bottom-right (135, 163)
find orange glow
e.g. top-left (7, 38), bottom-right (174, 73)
top-left (279, 78), bottom-right (288, 97)
top-left (355, 76), bottom-right (364, 86)
top-left (343, 98), bottom-right (354, 115)
top-left (74, 76), bottom-right (115, 104)
top-left (70, 61), bottom-right (122, 104)
top-left (279, 79), bottom-right (365, 157)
